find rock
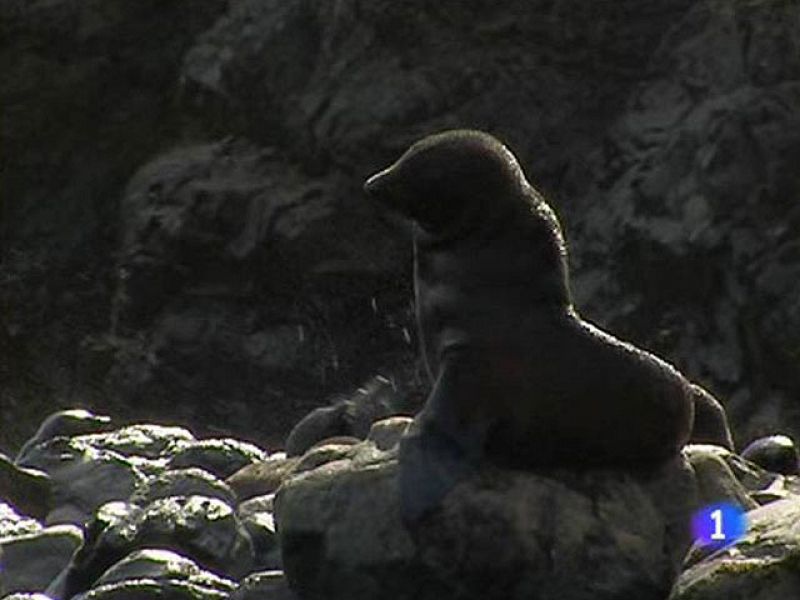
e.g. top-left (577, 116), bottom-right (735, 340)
top-left (15, 437), bottom-right (147, 526)
top-left (748, 476), bottom-right (796, 507)
top-left (684, 445), bottom-right (758, 512)
top-left (275, 441), bottom-right (697, 600)
top-left (237, 493), bottom-right (281, 570)
top-left (238, 500), bottom-right (280, 571)
top-left (670, 497), bottom-right (800, 600)
top-left (108, 138), bottom-right (377, 444)
top-left (229, 571), bottom-right (297, 600)
top-left (291, 442), bottom-right (357, 476)
top-left (166, 438), bottom-right (267, 479)
top-left (130, 468), bottom-right (236, 506)
top-left (71, 424), bottom-right (196, 460)
top-left (0, 524), bottom-right (82, 597)
top-left (70, 549), bottom-right (236, 600)
top-left (0, 453), bottom-right (52, 520)
top-left (741, 435), bottom-right (800, 475)
top-left (57, 497), bottom-right (253, 598)
top-left (0, 502), bottom-right (41, 539)
top-left (238, 495), bottom-right (275, 516)
top-left (308, 436), bottom-right (361, 451)
top-left (366, 416), bottom-right (412, 451)
top-left (227, 458), bottom-right (301, 502)
top-left (715, 448), bottom-right (779, 494)
top-left (15, 409), bottom-right (113, 465)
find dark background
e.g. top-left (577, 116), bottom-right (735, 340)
top-left (2, 0), bottom-right (799, 455)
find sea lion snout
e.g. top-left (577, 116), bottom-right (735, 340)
top-left (363, 170), bottom-right (385, 196)
top-left (363, 167), bottom-right (397, 202)
top-left (364, 166), bottom-right (410, 215)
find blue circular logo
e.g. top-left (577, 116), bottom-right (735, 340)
top-left (692, 502), bottom-right (748, 548)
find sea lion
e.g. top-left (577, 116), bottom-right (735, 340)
top-left (285, 375), bottom-right (418, 457)
top-left (364, 129), bottom-right (694, 520)
top-left (688, 384), bottom-right (735, 451)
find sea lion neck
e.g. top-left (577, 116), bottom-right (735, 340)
top-left (413, 217), bottom-right (574, 310)
top-left (412, 184), bottom-right (525, 249)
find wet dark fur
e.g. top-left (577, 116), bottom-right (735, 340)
top-left (364, 130), bottom-right (694, 520)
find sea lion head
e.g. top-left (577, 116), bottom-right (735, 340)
top-left (364, 130), bottom-right (529, 234)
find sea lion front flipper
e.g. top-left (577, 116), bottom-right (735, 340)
top-left (398, 363), bottom-right (489, 522)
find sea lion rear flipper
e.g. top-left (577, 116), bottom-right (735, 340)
top-left (398, 364), bottom-right (488, 522)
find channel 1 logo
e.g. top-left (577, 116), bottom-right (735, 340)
top-left (692, 502), bottom-right (748, 549)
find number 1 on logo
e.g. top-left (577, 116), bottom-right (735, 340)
top-left (710, 508), bottom-right (726, 540)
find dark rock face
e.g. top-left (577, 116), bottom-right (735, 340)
top-left (107, 140), bottom-right (412, 443)
top-left (2, 0), bottom-right (799, 451)
top-left (564, 1), bottom-right (800, 445)
top-left (0, 0), bottom-right (229, 452)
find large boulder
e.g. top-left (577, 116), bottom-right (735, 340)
top-left (0, 524), bottom-right (82, 597)
top-left (274, 441), bottom-right (697, 600)
top-left (69, 549), bottom-right (236, 600)
top-left (15, 409), bottom-right (113, 465)
top-left (0, 502), bottom-right (41, 540)
top-left (684, 445), bottom-right (759, 512)
top-left (0, 453), bottom-right (52, 520)
top-left (54, 496), bottom-right (254, 598)
top-left (15, 436), bottom-right (147, 527)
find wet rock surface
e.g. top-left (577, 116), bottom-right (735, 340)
top-left (0, 409), bottom-right (798, 599)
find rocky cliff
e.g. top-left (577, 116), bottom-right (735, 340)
top-left (2, 0), bottom-right (798, 451)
